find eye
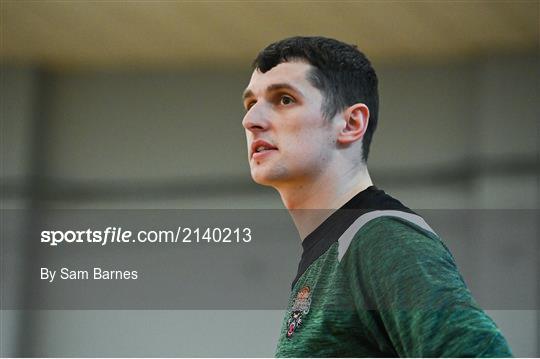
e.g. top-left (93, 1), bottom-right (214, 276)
top-left (245, 100), bottom-right (256, 111)
top-left (280, 95), bottom-right (295, 106)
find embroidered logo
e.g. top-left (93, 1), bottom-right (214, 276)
top-left (286, 286), bottom-right (311, 338)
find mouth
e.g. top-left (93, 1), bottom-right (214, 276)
top-left (250, 140), bottom-right (278, 160)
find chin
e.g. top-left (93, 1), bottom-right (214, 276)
top-left (250, 166), bottom-right (281, 186)
top-left (250, 171), bottom-right (273, 186)
top-left (251, 168), bottom-right (293, 189)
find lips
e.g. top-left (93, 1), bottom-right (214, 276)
top-left (250, 139), bottom-right (278, 159)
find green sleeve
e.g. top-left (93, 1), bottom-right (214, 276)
top-left (341, 217), bottom-right (513, 357)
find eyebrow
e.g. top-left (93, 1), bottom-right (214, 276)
top-left (242, 83), bottom-right (304, 102)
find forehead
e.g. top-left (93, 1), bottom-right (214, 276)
top-left (245, 61), bottom-right (315, 95)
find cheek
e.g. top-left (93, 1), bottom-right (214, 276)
top-left (278, 111), bottom-right (333, 155)
top-left (285, 139), bottom-right (328, 169)
top-left (290, 126), bottom-right (333, 151)
top-left (282, 116), bottom-right (327, 142)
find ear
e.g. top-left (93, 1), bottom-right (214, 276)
top-left (336, 103), bottom-right (369, 145)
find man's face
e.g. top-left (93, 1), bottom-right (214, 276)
top-left (242, 61), bottom-right (337, 187)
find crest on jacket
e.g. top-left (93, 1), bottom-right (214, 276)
top-left (286, 286), bottom-right (311, 338)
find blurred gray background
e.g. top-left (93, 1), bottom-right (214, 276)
top-left (1, 1), bottom-right (538, 357)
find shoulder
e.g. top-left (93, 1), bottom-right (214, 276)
top-left (338, 213), bottom-right (468, 310)
top-left (337, 213), bottom-right (460, 281)
top-left (338, 211), bottom-right (443, 262)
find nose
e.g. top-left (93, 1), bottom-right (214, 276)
top-left (242, 103), bottom-right (269, 133)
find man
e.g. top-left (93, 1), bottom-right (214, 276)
top-left (241, 36), bottom-right (512, 357)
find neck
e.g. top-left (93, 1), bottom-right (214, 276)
top-left (277, 166), bottom-right (373, 240)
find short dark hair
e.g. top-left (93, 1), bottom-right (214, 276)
top-left (252, 36), bottom-right (378, 162)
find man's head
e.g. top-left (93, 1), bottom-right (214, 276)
top-left (242, 36), bottom-right (378, 188)
top-left (252, 36), bottom-right (378, 161)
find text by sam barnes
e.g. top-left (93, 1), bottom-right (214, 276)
top-left (41, 267), bottom-right (138, 282)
